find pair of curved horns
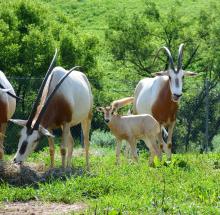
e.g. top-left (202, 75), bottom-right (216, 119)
top-left (155, 43), bottom-right (184, 73)
top-left (26, 49), bottom-right (58, 130)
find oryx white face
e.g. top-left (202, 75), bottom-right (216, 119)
top-left (154, 69), bottom-right (197, 103)
top-left (168, 68), bottom-right (184, 102)
top-left (10, 119), bottom-right (54, 164)
top-left (13, 127), bottom-right (41, 164)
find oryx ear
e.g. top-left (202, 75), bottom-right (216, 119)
top-left (184, 71), bottom-right (197, 76)
top-left (9, 119), bottom-right (27, 127)
top-left (152, 71), bottom-right (168, 76)
top-left (0, 88), bottom-right (11, 93)
top-left (111, 105), bottom-right (117, 113)
top-left (96, 107), bottom-right (104, 112)
top-left (39, 126), bottom-right (55, 138)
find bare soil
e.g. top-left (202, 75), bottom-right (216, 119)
top-left (0, 201), bottom-right (87, 215)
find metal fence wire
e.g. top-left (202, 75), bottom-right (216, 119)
top-left (3, 75), bottom-right (220, 154)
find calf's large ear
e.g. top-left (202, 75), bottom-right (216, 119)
top-left (96, 107), bottom-right (104, 112)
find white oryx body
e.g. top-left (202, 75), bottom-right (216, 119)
top-left (38, 66), bottom-right (93, 128)
top-left (12, 64), bottom-right (93, 169)
top-left (0, 70), bottom-right (16, 159)
top-left (133, 44), bottom-right (196, 158)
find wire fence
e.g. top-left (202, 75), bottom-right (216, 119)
top-left (3, 75), bottom-right (220, 154)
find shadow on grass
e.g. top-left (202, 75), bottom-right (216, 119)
top-left (0, 160), bottom-right (86, 188)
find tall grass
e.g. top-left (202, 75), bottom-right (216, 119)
top-left (1, 148), bottom-right (220, 214)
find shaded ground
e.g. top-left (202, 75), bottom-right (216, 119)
top-left (0, 160), bottom-right (85, 186)
top-left (0, 148), bottom-right (107, 186)
top-left (1, 201), bottom-right (87, 215)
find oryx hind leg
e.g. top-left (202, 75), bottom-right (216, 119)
top-left (0, 123), bottom-right (7, 160)
top-left (81, 112), bottom-right (92, 170)
top-left (61, 123), bottom-right (71, 168)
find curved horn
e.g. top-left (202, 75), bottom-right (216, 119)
top-left (153, 46), bottom-right (175, 71)
top-left (32, 66), bottom-right (80, 130)
top-left (26, 49), bottom-right (58, 129)
top-left (177, 43), bottom-right (184, 72)
top-left (162, 46), bottom-right (175, 71)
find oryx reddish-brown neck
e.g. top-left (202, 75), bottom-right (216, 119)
top-left (152, 79), bottom-right (178, 125)
top-left (32, 87), bottom-right (72, 130)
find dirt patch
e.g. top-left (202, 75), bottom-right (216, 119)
top-left (1, 201), bottom-right (87, 215)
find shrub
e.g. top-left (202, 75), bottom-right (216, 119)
top-left (90, 129), bottom-right (115, 148)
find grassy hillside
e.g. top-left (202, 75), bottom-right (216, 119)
top-left (41, 0), bottom-right (214, 34)
top-left (40, 0), bottom-right (220, 101)
top-left (1, 147), bottom-right (220, 214)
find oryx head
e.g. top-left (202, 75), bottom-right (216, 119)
top-left (96, 105), bottom-right (117, 124)
top-left (153, 44), bottom-right (197, 102)
top-left (11, 50), bottom-right (77, 164)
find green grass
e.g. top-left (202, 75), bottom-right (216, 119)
top-left (41, 0), bottom-right (215, 32)
top-left (1, 147), bottom-right (220, 214)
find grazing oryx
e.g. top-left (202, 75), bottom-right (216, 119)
top-left (97, 97), bottom-right (162, 165)
top-left (0, 70), bottom-right (18, 160)
top-left (133, 44), bottom-right (197, 158)
top-left (11, 51), bottom-right (93, 169)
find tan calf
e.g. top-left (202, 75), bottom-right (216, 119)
top-left (97, 104), bottom-right (162, 165)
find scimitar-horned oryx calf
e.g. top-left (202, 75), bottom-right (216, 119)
top-left (97, 97), bottom-right (163, 165)
top-left (133, 44), bottom-right (197, 159)
top-left (0, 70), bottom-right (20, 160)
top-left (11, 51), bottom-right (93, 169)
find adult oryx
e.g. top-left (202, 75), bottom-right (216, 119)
top-left (11, 51), bottom-right (93, 169)
top-left (0, 70), bottom-right (19, 160)
top-left (133, 44), bottom-right (197, 158)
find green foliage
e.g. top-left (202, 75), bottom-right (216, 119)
top-left (0, 0), bottom-right (100, 153)
top-left (1, 0), bottom-right (219, 154)
top-left (105, 0), bottom-right (220, 152)
top-left (91, 130), bottom-right (116, 148)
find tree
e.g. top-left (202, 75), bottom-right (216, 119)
top-left (105, 0), bottom-right (220, 152)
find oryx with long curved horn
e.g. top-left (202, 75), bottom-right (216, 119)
top-left (133, 44), bottom-right (197, 158)
top-left (11, 50), bottom-right (93, 169)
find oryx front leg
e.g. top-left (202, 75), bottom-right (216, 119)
top-left (61, 123), bottom-right (71, 168)
top-left (165, 122), bottom-right (175, 160)
top-left (0, 123), bottom-right (6, 160)
top-left (67, 130), bottom-right (74, 168)
top-left (81, 115), bottom-right (92, 170)
top-left (48, 136), bottom-right (55, 168)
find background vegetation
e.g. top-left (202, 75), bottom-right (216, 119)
top-left (1, 0), bottom-right (219, 154)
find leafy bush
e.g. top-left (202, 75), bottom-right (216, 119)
top-left (90, 129), bottom-right (115, 148)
